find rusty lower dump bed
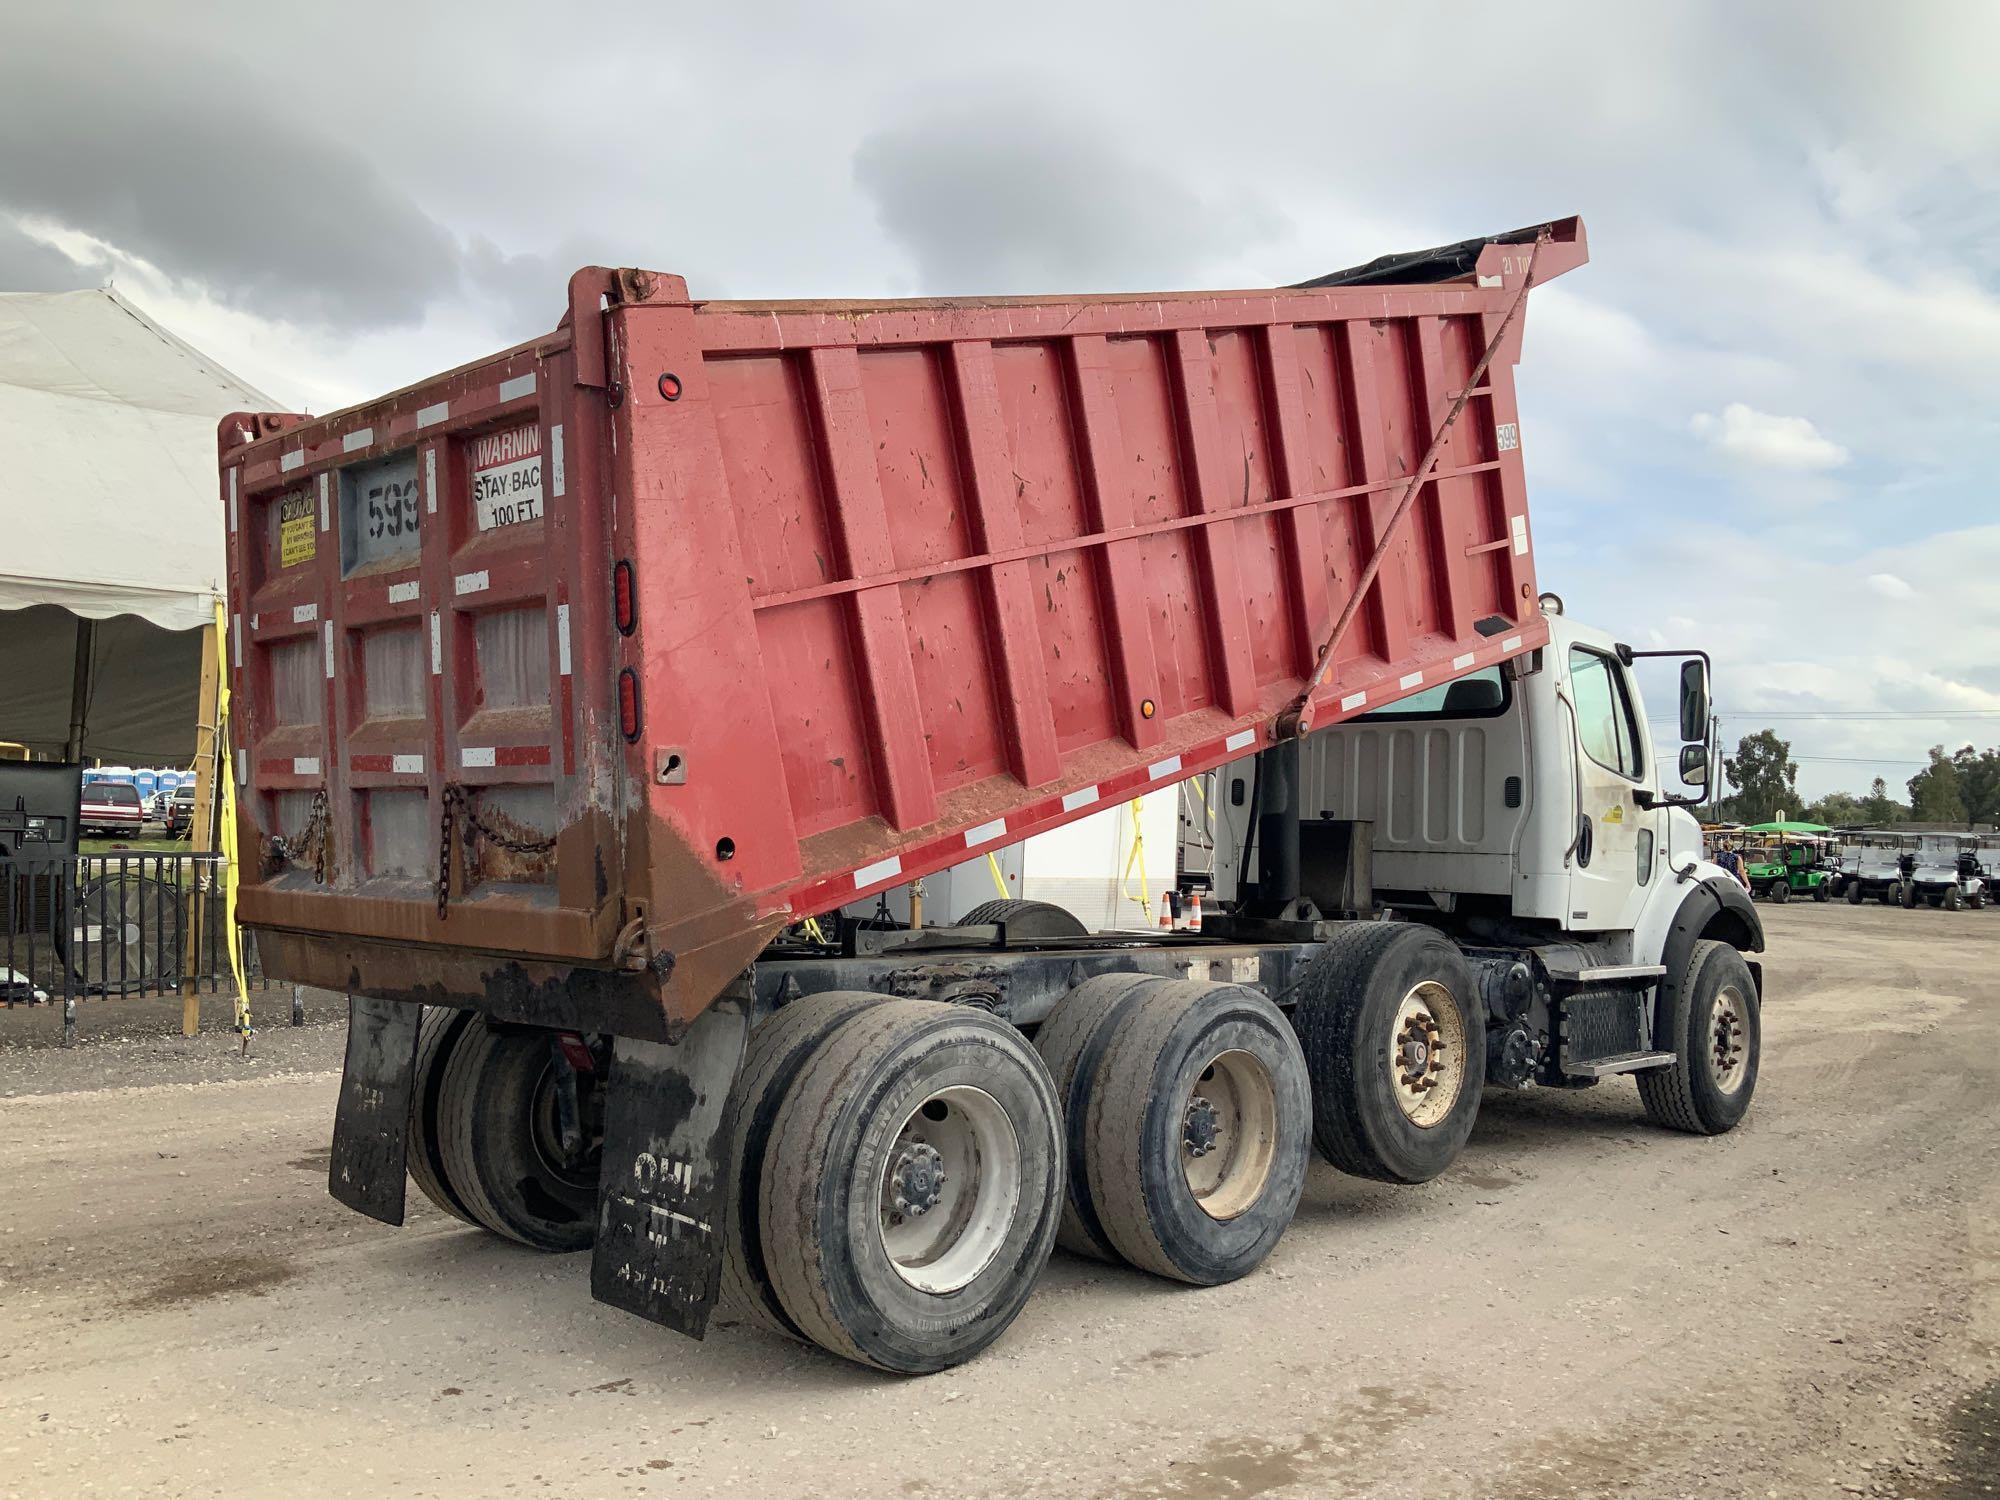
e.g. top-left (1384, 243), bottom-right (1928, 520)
top-left (220, 220), bottom-right (1584, 1038)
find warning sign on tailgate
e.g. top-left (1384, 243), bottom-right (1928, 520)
top-left (470, 424), bottom-right (545, 533)
top-left (275, 487), bottom-right (315, 567)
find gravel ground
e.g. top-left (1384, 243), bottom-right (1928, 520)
top-left (0, 901), bottom-right (1995, 1498)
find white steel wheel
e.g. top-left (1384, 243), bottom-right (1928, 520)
top-left (1181, 1049), bottom-right (1279, 1221)
top-left (1387, 980), bottom-right (1467, 1129)
top-left (877, 1085), bottom-right (1020, 1294)
top-left (1708, 983), bottom-right (1752, 1096)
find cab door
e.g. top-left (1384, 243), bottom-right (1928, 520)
top-left (1562, 640), bottom-right (1660, 931)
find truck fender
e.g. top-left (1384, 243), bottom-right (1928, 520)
top-left (1651, 876), bottom-right (1765, 1051)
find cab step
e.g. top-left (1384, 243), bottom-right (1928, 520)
top-left (1563, 1050), bottom-right (1675, 1078)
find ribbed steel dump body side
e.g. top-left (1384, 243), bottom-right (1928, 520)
top-left (219, 220), bottom-right (1584, 1038)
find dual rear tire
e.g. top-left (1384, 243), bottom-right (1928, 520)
top-left (406, 1010), bottom-right (601, 1252)
top-left (1289, 924), bottom-right (1486, 1184)
top-left (724, 994), bottom-right (1063, 1373)
top-left (1035, 976), bottom-right (1311, 1285)
top-left (722, 977), bottom-right (1313, 1370)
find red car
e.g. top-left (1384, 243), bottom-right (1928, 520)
top-left (79, 781), bottom-right (145, 836)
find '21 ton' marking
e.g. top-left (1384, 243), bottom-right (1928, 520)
top-left (470, 423), bottom-right (545, 533)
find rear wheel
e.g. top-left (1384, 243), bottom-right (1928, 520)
top-left (406, 1007), bottom-right (481, 1225)
top-left (1290, 924), bottom-right (1485, 1184)
top-left (435, 1026), bottom-right (600, 1252)
top-left (1638, 940), bottom-right (1759, 1135)
top-left (758, 1000), bottom-right (1062, 1372)
top-left (722, 990), bottom-right (893, 1334)
top-left (1037, 976), bottom-right (1310, 1286)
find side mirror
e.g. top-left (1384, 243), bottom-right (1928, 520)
top-left (1679, 742), bottom-right (1709, 787)
top-left (1679, 659), bottom-right (1709, 743)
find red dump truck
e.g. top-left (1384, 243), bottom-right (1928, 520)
top-left (219, 216), bottom-right (1764, 1372)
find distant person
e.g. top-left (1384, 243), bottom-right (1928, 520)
top-left (1714, 839), bottom-right (1750, 890)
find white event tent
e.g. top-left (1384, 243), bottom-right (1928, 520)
top-left (0, 288), bottom-right (270, 765)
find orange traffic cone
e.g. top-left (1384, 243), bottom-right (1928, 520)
top-left (1158, 891), bottom-right (1174, 930)
top-left (1187, 890), bottom-right (1202, 933)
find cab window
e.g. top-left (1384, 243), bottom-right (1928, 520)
top-left (1568, 647), bottom-right (1644, 779)
top-left (1357, 666), bottom-right (1509, 722)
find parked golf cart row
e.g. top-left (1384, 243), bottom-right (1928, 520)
top-left (1835, 831), bottom-right (1992, 910)
top-left (1711, 826), bottom-right (1997, 911)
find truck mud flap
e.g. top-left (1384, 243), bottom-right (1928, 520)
top-left (328, 994), bottom-right (422, 1225)
top-left (591, 991), bottom-right (749, 1339)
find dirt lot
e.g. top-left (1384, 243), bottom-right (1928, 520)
top-left (1, 901), bottom-right (1996, 1498)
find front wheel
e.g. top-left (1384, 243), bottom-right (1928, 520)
top-left (1290, 924), bottom-right (1485, 1184)
top-left (1900, 880), bottom-right (1919, 909)
top-left (1767, 879), bottom-right (1790, 904)
top-left (1942, 886), bottom-right (1964, 911)
top-left (1846, 879), bottom-right (1865, 905)
top-left (1811, 881), bottom-right (1828, 902)
top-left (1638, 940), bottom-right (1759, 1135)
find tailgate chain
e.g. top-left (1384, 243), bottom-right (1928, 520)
top-left (272, 787), bottom-right (331, 884)
top-left (436, 782), bottom-right (558, 920)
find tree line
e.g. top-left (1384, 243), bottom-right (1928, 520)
top-left (1718, 730), bottom-right (2000, 828)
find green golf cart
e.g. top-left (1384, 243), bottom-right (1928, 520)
top-left (1740, 820), bottom-right (1837, 903)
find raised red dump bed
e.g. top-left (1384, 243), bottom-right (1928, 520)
top-left (219, 219), bottom-right (1585, 1038)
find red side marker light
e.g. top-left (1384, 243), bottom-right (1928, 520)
top-left (613, 559), bottom-right (637, 635)
top-left (618, 668), bottom-right (642, 742)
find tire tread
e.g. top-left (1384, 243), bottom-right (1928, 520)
top-left (407, 1007), bottom-right (479, 1226)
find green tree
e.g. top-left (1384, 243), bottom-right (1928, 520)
top-left (1951, 745), bottom-right (2000, 827)
top-left (1908, 745), bottom-right (1968, 825)
top-left (1858, 776), bottom-right (1909, 827)
top-left (1803, 789), bottom-right (1867, 826)
top-left (1723, 729), bottom-right (1799, 824)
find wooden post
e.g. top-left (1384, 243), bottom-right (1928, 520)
top-left (183, 616), bottom-right (222, 1036)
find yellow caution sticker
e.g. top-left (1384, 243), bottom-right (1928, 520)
top-left (277, 488), bottom-right (316, 567)
top-left (1603, 803), bottom-right (1625, 824)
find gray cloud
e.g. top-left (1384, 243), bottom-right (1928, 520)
top-left (0, 217), bottom-right (96, 292)
top-left (854, 93), bottom-right (1288, 294)
top-left (0, 14), bottom-right (458, 329)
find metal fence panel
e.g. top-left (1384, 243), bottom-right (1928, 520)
top-left (1, 852), bottom-right (266, 1043)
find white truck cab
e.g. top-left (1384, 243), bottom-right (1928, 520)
top-left (1207, 603), bottom-right (1763, 1119)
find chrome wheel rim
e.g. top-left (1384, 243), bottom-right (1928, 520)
top-left (1388, 981), bottom-right (1466, 1128)
top-left (878, 1086), bottom-right (1019, 1294)
top-left (1709, 986), bottom-right (1751, 1094)
top-left (1180, 1049), bottom-right (1278, 1221)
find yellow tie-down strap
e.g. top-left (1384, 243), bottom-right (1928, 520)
top-left (214, 598), bottom-right (251, 1047)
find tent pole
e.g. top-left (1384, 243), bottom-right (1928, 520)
top-left (63, 617), bottom-right (96, 762)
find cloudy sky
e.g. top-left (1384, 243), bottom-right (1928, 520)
top-left (6, 1), bottom-right (1996, 801)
